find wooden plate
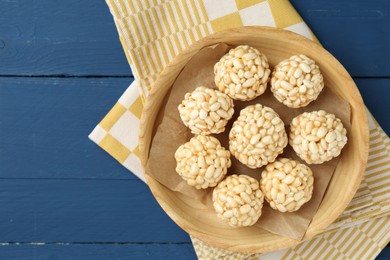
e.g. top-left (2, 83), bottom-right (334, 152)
top-left (139, 26), bottom-right (369, 253)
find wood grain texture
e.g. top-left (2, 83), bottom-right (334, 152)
top-left (355, 78), bottom-right (390, 133)
top-left (0, 0), bottom-right (131, 76)
top-left (291, 0), bottom-right (390, 77)
top-left (0, 179), bottom-right (189, 243)
top-left (0, 77), bottom-right (135, 179)
top-left (139, 27), bottom-right (369, 253)
top-left (0, 0), bottom-right (388, 77)
top-left (0, 244), bottom-right (196, 260)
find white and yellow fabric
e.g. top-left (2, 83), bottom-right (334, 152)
top-left (89, 0), bottom-right (390, 258)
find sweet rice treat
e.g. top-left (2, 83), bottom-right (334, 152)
top-left (289, 110), bottom-right (347, 164)
top-left (175, 135), bottom-right (231, 189)
top-left (260, 158), bottom-right (314, 212)
top-left (178, 87), bottom-right (234, 135)
top-left (214, 45), bottom-right (271, 101)
top-left (212, 174), bottom-right (264, 227)
top-left (229, 104), bottom-right (288, 168)
top-left (271, 54), bottom-right (324, 108)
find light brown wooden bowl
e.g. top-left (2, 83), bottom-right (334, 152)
top-left (139, 26), bottom-right (369, 253)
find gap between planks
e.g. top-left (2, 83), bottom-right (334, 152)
top-left (0, 242), bottom-right (192, 245)
top-left (0, 75), bottom-right (134, 78)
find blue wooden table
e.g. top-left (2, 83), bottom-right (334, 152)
top-left (0, 1), bottom-right (389, 259)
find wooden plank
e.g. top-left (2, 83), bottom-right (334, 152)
top-left (0, 179), bottom-right (190, 243)
top-left (291, 0), bottom-right (390, 77)
top-left (0, 77), bottom-right (388, 180)
top-left (355, 78), bottom-right (390, 133)
top-left (0, 0), bottom-right (388, 77)
top-left (0, 243), bottom-right (197, 260)
top-left (0, 77), bottom-right (134, 179)
top-left (378, 248), bottom-right (390, 260)
top-left (0, 0), bottom-right (131, 76)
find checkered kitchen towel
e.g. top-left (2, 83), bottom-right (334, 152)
top-left (89, 0), bottom-right (390, 258)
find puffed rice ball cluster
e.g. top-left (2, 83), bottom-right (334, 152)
top-left (229, 104), bottom-right (288, 169)
top-left (173, 45), bottom-right (349, 225)
top-left (271, 55), bottom-right (324, 108)
top-left (214, 45), bottom-right (271, 101)
top-left (212, 175), bottom-right (264, 227)
top-left (260, 158), bottom-right (314, 212)
top-left (175, 135), bottom-right (231, 189)
top-left (289, 110), bottom-right (348, 164)
top-left (178, 87), bottom-right (234, 135)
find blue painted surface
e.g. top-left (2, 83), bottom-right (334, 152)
top-left (0, 0), bottom-right (131, 76)
top-left (0, 77), bottom-right (134, 179)
top-left (0, 179), bottom-right (189, 243)
top-left (0, 244), bottom-right (196, 260)
top-left (0, 0), bottom-right (388, 259)
top-left (355, 78), bottom-right (390, 134)
top-left (291, 0), bottom-right (390, 77)
top-left (0, 0), bottom-right (389, 77)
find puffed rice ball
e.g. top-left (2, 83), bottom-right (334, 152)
top-left (271, 54), bottom-right (324, 108)
top-left (289, 110), bottom-right (348, 164)
top-left (214, 45), bottom-right (271, 101)
top-left (260, 158), bottom-right (314, 212)
top-left (213, 174), bottom-right (264, 227)
top-left (178, 87), bottom-right (234, 135)
top-left (229, 104), bottom-right (288, 168)
top-left (175, 135), bottom-right (231, 189)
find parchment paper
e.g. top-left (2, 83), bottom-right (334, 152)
top-left (146, 44), bottom-right (351, 240)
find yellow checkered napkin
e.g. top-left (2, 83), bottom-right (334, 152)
top-left (89, 0), bottom-right (390, 258)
